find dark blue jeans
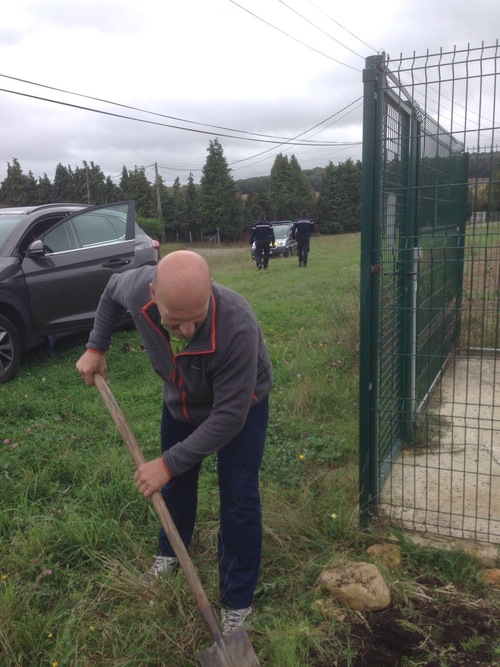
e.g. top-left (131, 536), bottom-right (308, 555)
top-left (158, 396), bottom-right (269, 609)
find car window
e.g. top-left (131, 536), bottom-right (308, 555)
top-left (0, 217), bottom-right (24, 248)
top-left (273, 225), bottom-right (291, 239)
top-left (71, 212), bottom-right (126, 247)
top-left (43, 221), bottom-right (79, 253)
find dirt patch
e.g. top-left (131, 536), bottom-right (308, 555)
top-left (346, 584), bottom-right (500, 666)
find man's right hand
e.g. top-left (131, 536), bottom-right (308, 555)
top-left (76, 350), bottom-right (108, 386)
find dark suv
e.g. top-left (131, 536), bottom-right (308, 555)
top-left (0, 201), bottom-right (160, 383)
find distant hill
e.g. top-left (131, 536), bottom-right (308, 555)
top-left (235, 166), bottom-right (326, 194)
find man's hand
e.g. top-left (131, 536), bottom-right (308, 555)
top-left (76, 350), bottom-right (108, 385)
top-left (134, 457), bottom-right (171, 497)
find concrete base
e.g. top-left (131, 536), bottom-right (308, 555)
top-left (380, 356), bottom-right (500, 549)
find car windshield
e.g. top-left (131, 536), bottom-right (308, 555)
top-left (0, 216), bottom-right (24, 249)
top-left (273, 225), bottom-right (290, 240)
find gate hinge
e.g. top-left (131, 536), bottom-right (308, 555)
top-left (371, 264), bottom-right (382, 274)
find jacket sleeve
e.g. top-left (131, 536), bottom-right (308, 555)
top-left (270, 225), bottom-right (276, 243)
top-left (86, 268), bottom-right (152, 351)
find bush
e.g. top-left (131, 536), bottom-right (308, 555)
top-left (136, 216), bottom-right (163, 240)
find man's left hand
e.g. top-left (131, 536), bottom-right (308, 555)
top-left (134, 457), bottom-right (171, 497)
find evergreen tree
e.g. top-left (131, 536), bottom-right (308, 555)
top-left (269, 153), bottom-right (290, 219)
top-left (198, 139), bottom-right (243, 242)
top-left (172, 176), bottom-right (186, 232)
top-left (119, 166), bottom-right (155, 217)
top-left (85, 161), bottom-right (107, 204)
top-left (288, 155), bottom-right (316, 219)
top-left (333, 158), bottom-right (361, 232)
top-left (25, 171), bottom-right (39, 204)
top-left (268, 153), bottom-right (314, 220)
top-left (316, 162), bottom-right (338, 233)
top-left (52, 163), bottom-right (73, 202)
top-left (0, 159), bottom-right (32, 206)
top-left (316, 159), bottom-right (362, 233)
top-left (104, 175), bottom-right (120, 203)
top-left (37, 174), bottom-right (52, 204)
top-left (184, 173), bottom-right (199, 239)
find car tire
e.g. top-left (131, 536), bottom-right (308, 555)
top-left (0, 315), bottom-right (22, 384)
top-left (284, 249), bottom-right (290, 258)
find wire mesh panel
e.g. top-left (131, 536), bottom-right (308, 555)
top-left (360, 43), bottom-right (500, 544)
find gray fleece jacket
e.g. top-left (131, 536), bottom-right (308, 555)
top-left (86, 265), bottom-right (273, 477)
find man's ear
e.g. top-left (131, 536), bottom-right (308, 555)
top-left (149, 282), bottom-right (156, 302)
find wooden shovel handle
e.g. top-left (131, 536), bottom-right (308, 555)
top-left (93, 373), bottom-right (224, 646)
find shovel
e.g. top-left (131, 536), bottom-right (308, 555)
top-left (93, 373), bottom-right (261, 667)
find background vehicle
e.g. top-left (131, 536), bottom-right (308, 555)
top-left (0, 201), bottom-right (160, 383)
top-left (251, 220), bottom-right (297, 259)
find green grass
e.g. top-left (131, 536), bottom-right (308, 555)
top-left (1, 235), bottom-right (498, 667)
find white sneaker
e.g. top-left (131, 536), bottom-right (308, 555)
top-left (140, 555), bottom-right (179, 585)
top-left (221, 606), bottom-right (252, 634)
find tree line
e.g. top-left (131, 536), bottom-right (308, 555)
top-left (0, 138), bottom-right (362, 242)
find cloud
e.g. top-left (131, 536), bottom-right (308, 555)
top-left (0, 0), bottom-right (498, 186)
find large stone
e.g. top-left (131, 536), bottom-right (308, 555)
top-left (317, 561), bottom-right (391, 611)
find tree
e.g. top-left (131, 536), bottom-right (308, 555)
top-left (183, 173), bottom-right (199, 239)
top-left (52, 163), bottom-right (73, 202)
top-left (316, 159), bottom-right (362, 233)
top-left (268, 153), bottom-right (315, 221)
top-left (37, 174), bottom-right (52, 204)
top-left (0, 159), bottom-right (33, 206)
top-left (198, 139), bottom-right (243, 242)
top-left (119, 166), bottom-right (155, 217)
top-left (104, 175), bottom-right (120, 203)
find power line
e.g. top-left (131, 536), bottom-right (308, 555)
top-left (0, 85), bottom-right (346, 147)
top-left (228, 97), bottom-right (363, 167)
top-left (276, 0), bottom-right (365, 60)
top-left (228, 0), bottom-right (361, 72)
top-left (304, 0), bottom-right (381, 55)
top-left (0, 73), bottom-right (306, 143)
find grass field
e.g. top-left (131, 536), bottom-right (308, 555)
top-left (1, 235), bottom-right (499, 666)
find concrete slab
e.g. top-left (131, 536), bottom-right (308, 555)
top-left (380, 356), bottom-right (500, 547)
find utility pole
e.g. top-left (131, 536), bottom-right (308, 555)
top-left (155, 162), bottom-right (165, 242)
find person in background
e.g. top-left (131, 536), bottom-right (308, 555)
top-left (292, 209), bottom-right (315, 267)
top-left (249, 212), bottom-right (275, 270)
top-left (76, 250), bottom-right (272, 635)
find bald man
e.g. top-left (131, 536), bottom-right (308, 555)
top-left (76, 250), bottom-right (272, 634)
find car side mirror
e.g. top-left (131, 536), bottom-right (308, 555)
top-left (26, 239), bottom-right (45, 257)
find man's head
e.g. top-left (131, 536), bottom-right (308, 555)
top-left (149, 251), bottom-right (212, 339)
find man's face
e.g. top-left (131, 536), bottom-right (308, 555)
top-left (150, 284), bottom-right (209, 339)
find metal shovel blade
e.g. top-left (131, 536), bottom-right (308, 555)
top-left (197, 627), bottom-right (260, 667)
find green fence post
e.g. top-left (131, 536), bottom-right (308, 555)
top-left (359, 54), bottom-right (385, 526)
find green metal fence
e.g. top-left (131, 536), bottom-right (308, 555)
top-left (359, 43), bottom-right (500, 544)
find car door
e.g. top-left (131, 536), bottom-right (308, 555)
top-left (21, 201), bottom-right (136, 334)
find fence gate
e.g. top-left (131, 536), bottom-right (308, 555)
top-left (359, 43), bottom-right (500, 545)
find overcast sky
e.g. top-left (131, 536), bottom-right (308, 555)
top-left (1, 0), bottom-right (499, 187)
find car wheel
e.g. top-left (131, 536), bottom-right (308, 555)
top-left (284, 249), bottom-right (290, 258)
top-left (0, 315), bottom-right (22, 384)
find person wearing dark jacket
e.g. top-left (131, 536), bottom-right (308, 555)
top-left (249, 213), bottom-right (275, 270)
top-left (76, 250), bottom-right (272, 635)
top-left (292, 209), bottom-right (315, 267)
